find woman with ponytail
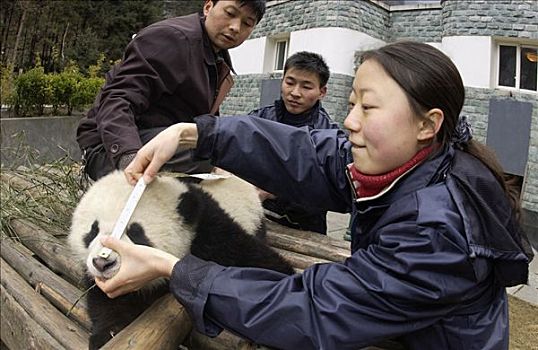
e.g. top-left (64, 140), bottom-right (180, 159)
top-left (98, 41), bottom-right (533, 349)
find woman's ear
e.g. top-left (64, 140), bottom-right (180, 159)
top-left (418, 108), bottom-right (444, 142)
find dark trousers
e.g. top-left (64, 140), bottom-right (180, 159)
top-left (82, 127), bottom-right (213, 181)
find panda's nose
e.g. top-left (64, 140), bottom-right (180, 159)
top-left (92, 257), bottom-right (115, 272)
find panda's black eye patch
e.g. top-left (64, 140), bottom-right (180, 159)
top-left (126, 223), bottom-right (153, 247)
top-left (83, 220), bottom-right (100, 248)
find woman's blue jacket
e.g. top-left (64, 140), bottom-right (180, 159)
top-left (169, 115), bottom-right (532, 350)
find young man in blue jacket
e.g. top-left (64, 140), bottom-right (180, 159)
top-left (251, 51), bottom-right (340, 234)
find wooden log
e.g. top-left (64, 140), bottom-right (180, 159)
top-left (266, 231), bottom-right (348, 262)
top-left (10, 219), bottom-right (86, 286)
top-left (101, 294), bottom-right (192, 350)
top-left (0, 258), bottom-right (89, 349)
top-left (37, 281), bottom-right (92, 331)
top-left (187, 330), bottom-right (274, 350)
top-left (1, 285), bottom-right (66, 350)
top-left (0, 237), bottom-right (90, 330)
top-left (272, 247), bottom-right (330, 270)
top-left (265, 219), bottom-right (350, 250)
top-left (187, 330), bottom-right (245, 350)
top-left (2, 234), bottom-right (251, 349)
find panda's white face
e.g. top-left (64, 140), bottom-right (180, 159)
top-left (69, 172), bottom-right (265, 280)
top-left (69, 172), bottom-right (194, 280)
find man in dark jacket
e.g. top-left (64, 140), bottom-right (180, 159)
top-left (77, 0), bottom-right (266, 180)
top-left (250, 51), bottom-right (340, 234)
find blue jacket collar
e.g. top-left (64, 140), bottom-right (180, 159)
top-left (356, 145), bottom-right (451, 208)
top-left (274, 99), bottom-right (321, 127)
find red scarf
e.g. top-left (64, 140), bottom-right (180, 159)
top-left (347, 145), bottom-right (435, 198)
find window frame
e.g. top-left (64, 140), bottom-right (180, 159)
top-left (496, 42), bottom-right (538, 93)
top-left (273, 38), bottom-right (289, 72)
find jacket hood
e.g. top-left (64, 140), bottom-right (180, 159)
top-left (447, 148), bottom-right (534, 287)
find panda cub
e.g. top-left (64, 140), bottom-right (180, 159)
top-left (69, 171), bottom-right (294, 349)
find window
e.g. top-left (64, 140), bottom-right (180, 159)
top-left (274, 39), bottom-right (288, 71)
top-left (498, 44), bottom-right (537, 92)
top-left (262, 34), bottom-right (290, 74)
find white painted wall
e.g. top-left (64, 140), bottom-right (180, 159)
top-left (229, 37), bottom-right (267, 74)
top-left (230, 27), bottom-right (385, 76)
top-left (230, 32), bottom-right (494, 90)
top-left (441, 36), bottom-right (492, 89)
top-left (289, 28), bottom-right (385, 76)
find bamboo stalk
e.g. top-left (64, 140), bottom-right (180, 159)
top-left (1, 285), bottom-right (66, 350)
top-left (0, 237), bottom-right (90, 330)
top-left (101, 294), bottom-right (192, 350)
top-left (0, 258), bottom-right (89, 349)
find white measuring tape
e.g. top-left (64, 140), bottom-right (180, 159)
top-left (186, 173), bottom-right (230, 180)
top-left (98, 177), bottom-right (147, 259)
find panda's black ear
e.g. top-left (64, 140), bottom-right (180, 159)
top-left (83, 220), bottom-right (100, 248)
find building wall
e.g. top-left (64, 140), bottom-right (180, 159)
top-left (389, 7), bottom-right (443, 42)
top-left (220, 74), bottom-right (267, 116)
top-left (442, 0), bottom-right (538, 39)
top-left (249, 0), bottom-right (390, 42)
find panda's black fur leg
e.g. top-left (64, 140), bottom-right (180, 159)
top-left (84, 276), bottom-right (169, 349)
top-left (178, 185), bottom-right (295, 275)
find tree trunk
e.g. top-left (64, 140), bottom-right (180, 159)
top-left (9, 7), bottom-right (26, 68)
top-left (60, 22), bottom-right (69, 67)
top-left (1, 1), bottom-right (14, 65)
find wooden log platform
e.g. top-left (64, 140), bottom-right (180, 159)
top-left (0, 169), bottom-right (351, 349)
